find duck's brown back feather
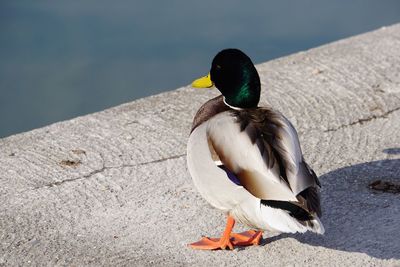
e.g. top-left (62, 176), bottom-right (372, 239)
top-left (191, 95), bottom-right (230, 133)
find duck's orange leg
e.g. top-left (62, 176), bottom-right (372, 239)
top-left (189, 216), bottom-right (263, 250)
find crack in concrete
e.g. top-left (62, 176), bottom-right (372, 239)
top-left (324, 106), bottom-right (400, 133)
top-left (136, 153), bottom-right (186, 166)
top-left (36, 165), bottom-right (107, 189)
top-left (38, 153), bottom-right (186, 189)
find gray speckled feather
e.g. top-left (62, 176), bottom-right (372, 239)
top-left (230, 108), bottom-right (321, 216)
top-left (232, 108), bottom-right (320, 195)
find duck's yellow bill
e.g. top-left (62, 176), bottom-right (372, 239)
top-left (191, 73), bottom-right (213, 88)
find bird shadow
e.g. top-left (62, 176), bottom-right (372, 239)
top-left (262, 154), bottom-right (400, 260)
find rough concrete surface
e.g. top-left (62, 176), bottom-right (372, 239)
top-left (1, 24), bottom-right (400, 266)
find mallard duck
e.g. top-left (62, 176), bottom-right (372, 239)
top-left (187, 49), bottom-right (324, 250)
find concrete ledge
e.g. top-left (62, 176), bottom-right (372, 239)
top-left (1, 24), bottom-right (400, 266)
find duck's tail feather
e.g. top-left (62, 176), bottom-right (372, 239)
top-left (304, 216), bottom-right (325, 234)
top-left (261, 199), bottom-right (325, 234)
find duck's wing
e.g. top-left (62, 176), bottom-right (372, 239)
top-left (207, 108), bottom-right (321, 216)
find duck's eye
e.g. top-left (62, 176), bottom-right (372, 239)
top-left (216, 65), bottom-right (222, 70)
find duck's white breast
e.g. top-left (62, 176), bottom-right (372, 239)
top-left (187, 122), bottom-right (252, 212)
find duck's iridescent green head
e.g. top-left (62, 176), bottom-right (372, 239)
top-left (192, 49), bottom-right (261, 108)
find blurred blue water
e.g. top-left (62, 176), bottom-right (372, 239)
top-left (1, 1), bottom-right (399, 138)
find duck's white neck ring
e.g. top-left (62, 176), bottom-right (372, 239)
top-left (223, 97), bottom-right (244, 110)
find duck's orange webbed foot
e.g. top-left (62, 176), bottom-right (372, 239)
top-left (231, 230), bottom-right (263, 246)
top-left (189, 235), bottom-right (234, 250)
top-left (189, 216), bottom-right (263, 250)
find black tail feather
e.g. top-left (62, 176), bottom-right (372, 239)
top-left (261, 200), bottom-right (313, 221)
